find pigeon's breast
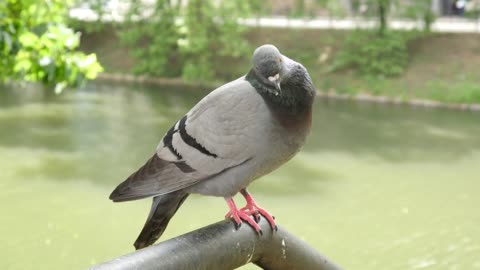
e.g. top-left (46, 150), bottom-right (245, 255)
top-left (253, 107), bottom-right (312, 177)
top-left (273, 106), bottom-right (312, 135)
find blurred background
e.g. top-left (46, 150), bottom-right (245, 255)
top-left (1, 0), bottom-right (480, 269)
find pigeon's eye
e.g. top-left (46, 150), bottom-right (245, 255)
top-left (279, 58), bottom-right (282, 62)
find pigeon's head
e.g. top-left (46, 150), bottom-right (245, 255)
top-left (252, 44), bottom-right (297, 94)
top-left (252, 45), bottom-right (283, 92)
top-left (250, 44), bottom-right (316, 112)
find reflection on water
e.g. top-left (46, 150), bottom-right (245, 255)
top-left (1, 82), bottom-right (479, 270)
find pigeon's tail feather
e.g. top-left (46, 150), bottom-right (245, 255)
top-left (134, 191), bottom-right (189, 250)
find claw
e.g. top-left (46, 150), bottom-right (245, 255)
top-left (241, 207), bottom-right (261, 223)
top-left (256, 207), bottom-right (277, 231)
top-left (239, 189), bottom-right (277, 232)
top-left (225, 198), bottom-right (262, 234)
top-left (234, 221), bottom-right (241, 230)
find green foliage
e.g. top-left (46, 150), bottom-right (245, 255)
top-left (180, 0), bottom-right (253, 80)
top-left (290, 0), bottom-right (306, 18)
top-left (118, 0), bottom-right (181, 77)
top-left (332, 0), bottom-right (435, 78)
top-left (335, 30), bottom-right (409, 77)
top-left (0, 0), bottom-right (102, 93)
top-left (15, 25), bottom-right (102, 93)
top-left (350, 0), bottom-right (393, 16)
top-left (403, 0), bottom-right (436, 32)
top-left (429, 80), bottom-right (480, 103)
top-left (289, 0), bottom-right (347, 18)
top-left (118, 0), bottom-right (259, 82)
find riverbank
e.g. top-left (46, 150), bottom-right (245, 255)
top-left (98, 73), bottom-right (480, 112)
top-left (81, 26), bottom-right (480, 105)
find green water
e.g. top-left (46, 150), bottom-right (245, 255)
top-left (1, 82), bottom-right (480, 270)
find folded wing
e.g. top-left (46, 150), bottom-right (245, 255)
top-left (110, 78), bottom-right (269, 201)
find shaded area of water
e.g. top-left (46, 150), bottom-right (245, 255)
top-left (1, 82), bottom-right (479, 270)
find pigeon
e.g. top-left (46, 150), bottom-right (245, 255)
top-left (110, 44), bottom-right (316, 250)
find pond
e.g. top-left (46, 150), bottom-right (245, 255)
top-left (1, 81), bottom-right (480, 270)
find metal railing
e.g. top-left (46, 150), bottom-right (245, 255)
top-left (89, 218), bottom-right (343, 270)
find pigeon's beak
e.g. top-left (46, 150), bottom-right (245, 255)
top-left (274, 78), bottom-right (281, 92)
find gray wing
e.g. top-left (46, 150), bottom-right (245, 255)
top-left (110, 77), bottom-right (270, 201)
top-left (109, 154), bottom-right (207, 202)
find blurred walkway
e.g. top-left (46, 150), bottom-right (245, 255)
top-left (69, 7), bottom-right (480, 33)
top-left (239, 17), bottom-right (480, 33)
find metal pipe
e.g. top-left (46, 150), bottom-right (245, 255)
top-left (89, 218), bottom-right (343, 270)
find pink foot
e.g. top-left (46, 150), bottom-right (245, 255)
top-left (225, 198), bottom-right (262, 234)
top-left (240, 189), bottom-right (277, 231)
top-left (240, 204), bottom-right (262, 223)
